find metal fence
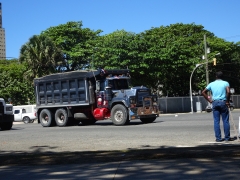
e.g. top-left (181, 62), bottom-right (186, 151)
top-left (158, 95), bottom-right (240, 114)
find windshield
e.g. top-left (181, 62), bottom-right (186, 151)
top-left (99, 78), bottom-right (130, 91)
top-left (108, 79), bottom-right (129, 90)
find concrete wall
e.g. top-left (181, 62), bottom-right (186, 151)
top-left (158, 95), bottom-right (240, 114)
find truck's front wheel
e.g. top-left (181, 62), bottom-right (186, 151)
top-left (55, 108), bottom-right (68, 127)
top-left (111, 104), bottom-right (128, 126)
top-left (39, 109), bottom-right (54, 127)
top-left (0, 122), bottom-right (13, 130)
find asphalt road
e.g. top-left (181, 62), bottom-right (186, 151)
top-left (1, 110), bottom-right (240, 154)
top-left (1, 111), bottom-right (240, 180)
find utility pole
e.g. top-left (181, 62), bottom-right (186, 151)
top-left (204, 34), bottom-right (212, 110)
top-left (204, 34), bottom-right (209, 86)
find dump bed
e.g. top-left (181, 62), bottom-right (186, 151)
top-left (34, 70), bottom-right (99, 108)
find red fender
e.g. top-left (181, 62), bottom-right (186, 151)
top-left (93, 108), bottom-right (110, 120)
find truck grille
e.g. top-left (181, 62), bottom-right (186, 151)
top-left (136, 90), bottom-right (150, 106)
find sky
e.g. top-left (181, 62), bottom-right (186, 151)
top-left (1, 0), bottom-right (240, 59)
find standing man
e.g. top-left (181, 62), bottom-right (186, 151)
top-left (202, 71), bottom-right (233, 142)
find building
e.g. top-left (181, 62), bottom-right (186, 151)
top-left (0, 2), bottom-right (6, 59)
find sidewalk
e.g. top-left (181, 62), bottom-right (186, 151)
top-left (1, 157), bottom-right (240, 180)
top-left (1, 144), bottom-right (240, 179)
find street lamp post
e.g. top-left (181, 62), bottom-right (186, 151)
top-left (190, 52), bottom-right (221, 113)
top-left (190, 64), bottom-right (202, 114)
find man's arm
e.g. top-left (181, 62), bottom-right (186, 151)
top-left (226, 86), bottom-right (230, 106)
top-left (202, 88), bottom-right (213, 103)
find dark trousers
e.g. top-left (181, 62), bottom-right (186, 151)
top-left (212, 100), bottom-right (230, 141)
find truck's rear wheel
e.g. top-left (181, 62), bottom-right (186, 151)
top-left (23, 116), bottom-right (30, 124)
top-left (55, 108), bottom-right (68, 127)
top-left (0, 122), bottom-right (13, 130)
top-left (140, 117), bottom-right (156, 124)
top-left (39, 109), bottom-right (54, 127)
top-left (111, 104), bottom-right (128, 126)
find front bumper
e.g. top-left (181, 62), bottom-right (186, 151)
top-left (129, 106), bottom-right (159, 120)
top-left (0, 114), bottom-right (14, 123)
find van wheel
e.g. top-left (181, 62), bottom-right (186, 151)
top-left (23, 116), bottom-right (30, 124)
top-left (39, 109), bottom-right (54, 127)
top-left (55, 108), bottom-right (68, 127)
top-left (140, 117), bottom-right (156, 123)
top-left (111, 104), bottom-right (128, 126)
top-left (0, 122), bottom-right (13, 130)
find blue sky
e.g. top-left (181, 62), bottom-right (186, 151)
top-left (1, 0), bottom-right (240, 58)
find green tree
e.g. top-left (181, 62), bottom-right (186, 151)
top-left (206, 37), bottom-right (240, 93)
top-left (136, 23), bottom-right (215, 96)
top-left (41, 21), bottom-right (102, 70)
top-left (93, 30), bottom-right (136, 68)
top-left (91, 30), bottom-right (149, 87)
top-left (19, 34), bottom-right (64, 81)
top-left (0, 60), bottom-right (35, 105)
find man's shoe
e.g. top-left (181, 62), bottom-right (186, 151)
top-left (225, 137), bottom-right (235, 142)
top-left (216, 139), bottom-right (223, 142)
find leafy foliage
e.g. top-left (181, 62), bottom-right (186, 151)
top-left (19, 34), bottom-right (64, 82)
top-left (0, 60), bottom-right (35, 105)
top-left (2, 22), bottom-right (240, 105)
top-left (41, 21), bottom-right (102, 70)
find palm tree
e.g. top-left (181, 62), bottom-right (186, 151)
top-left (19, 34), bottom-right (64, 81)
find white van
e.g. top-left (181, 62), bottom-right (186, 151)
top-left (13, 105), bottom-right (37, 123)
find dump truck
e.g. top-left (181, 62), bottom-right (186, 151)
top-left (0, 98), bottom-right (14, 130)
top-left (34, 69), bottom-right (160, 127)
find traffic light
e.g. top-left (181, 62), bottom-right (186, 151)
top-left (213, 58), bottom-right (216, 66)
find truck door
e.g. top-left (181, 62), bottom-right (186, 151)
top-left (14, 109), bottom-right (22, 121)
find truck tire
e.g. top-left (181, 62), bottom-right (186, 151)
top-left (0, 122), bottom-right (13, 130)
top-left (39, 109), bottom-right (54, 127)
top-left (111, 104), bottom-right (128, 126)
top-left (23, 116), bottom-right (30, 124)
top-left (140, 117), bottom-right (156, 124)
top-left (55, 108), bottom-right (68, 127)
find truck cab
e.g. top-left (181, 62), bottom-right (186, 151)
top-left (93, 70), bottom-right (160, 125)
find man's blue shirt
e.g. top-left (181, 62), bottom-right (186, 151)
top-left (206, 80), bottom-right (229, 101)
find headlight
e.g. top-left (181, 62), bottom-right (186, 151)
top-left (129, 96), bottom-right (136, 104)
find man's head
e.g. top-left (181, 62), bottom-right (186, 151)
top-left (216, 71), bottom-right (223, 79)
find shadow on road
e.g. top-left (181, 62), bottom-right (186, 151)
top-left (1, 144), bottom-right (240, 179)
top-left (1, 143), bottom-right (240, 166)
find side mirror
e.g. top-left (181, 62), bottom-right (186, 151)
top-left (105, 86), bottom-right (113, 101)
top-left (96, 81), bottom-right (100, 92)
